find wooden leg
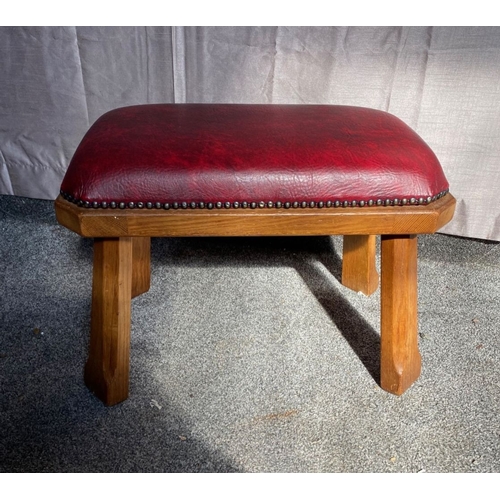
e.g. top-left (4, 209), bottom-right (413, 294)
top-left (342, 235), bottom-right (379, 295)
top-left (85, 237), bottom-right (132, 405)
top-left (380, 234), bottom-right (421, 395)
top-left (132, 237), bottom-right (151, 298)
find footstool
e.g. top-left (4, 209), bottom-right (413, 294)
top-left (55, 104), bottom-right (455, 405)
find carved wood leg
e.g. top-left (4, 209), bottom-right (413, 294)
top-left (84, 237), bottom-right (133, 405)
top-left (132, 237), bottom-right (151, 298)
top-left (380, 234), bottom-right (421, 395)
top-left (342, 235), bottom-right (379, 295)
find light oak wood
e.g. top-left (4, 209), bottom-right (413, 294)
top-left (380, 235), bottom-right (421, 395)
top-left (132, 237), bottom-right (151, 298)
top-left (84, 237), bottom-right (132, 405)
top-left (55, 194), bottom-right (456, 238)
top-left (342, 235), bottom-right (379, 295)
top-left (55, 194), bottom-right (456, 404)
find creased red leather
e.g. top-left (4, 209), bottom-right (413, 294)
top-left (60, 104), bottom-right (449, 207)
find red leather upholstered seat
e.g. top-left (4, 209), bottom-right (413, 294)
top-left (60, 104), bottom-right (449, 210)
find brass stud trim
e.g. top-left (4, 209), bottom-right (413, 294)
top-left (60, 189), bottom-right (449, 211)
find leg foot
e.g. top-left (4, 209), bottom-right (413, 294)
top-left (342, 235), bottom-right (379, 295)
top-left (380, 234), bottom-right (421, 395)
top-left (85, 237), bottom-right (133, 405)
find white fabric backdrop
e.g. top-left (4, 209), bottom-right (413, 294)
top-left (1, 26), bottom-right (499, 240)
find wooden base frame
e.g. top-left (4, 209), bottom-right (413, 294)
top-left (55, 194), bottom-right (456, 405)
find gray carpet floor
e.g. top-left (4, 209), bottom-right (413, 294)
top-left (1, 195), bottom-right (499, 473)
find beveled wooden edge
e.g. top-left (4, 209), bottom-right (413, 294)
top-left (55, 193), bottom-right (456, 238)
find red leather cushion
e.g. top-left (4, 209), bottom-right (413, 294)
top-left (60, 104), bottom-right (449, 209)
